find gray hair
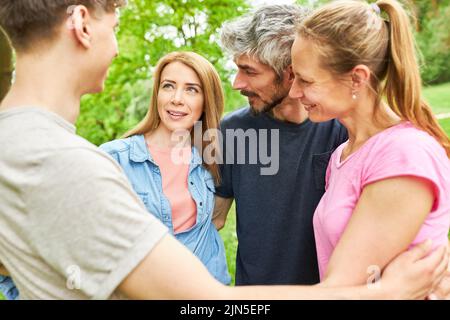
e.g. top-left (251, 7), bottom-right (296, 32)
top-left (220, 4), bottom-right (311, 78)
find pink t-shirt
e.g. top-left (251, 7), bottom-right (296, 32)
top-left (313, 122), bottom-right (450, 280)
top-left (148, 144), bottom-right (197, 234)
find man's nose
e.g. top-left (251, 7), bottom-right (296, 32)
top-left (232, 71), bottom-right (247, 91)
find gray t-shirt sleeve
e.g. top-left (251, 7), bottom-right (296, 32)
top-left (24, 147), bottom-right (168, 299)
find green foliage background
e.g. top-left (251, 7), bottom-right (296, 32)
top-left (76, 0), bottom-right (450, 146)
top-left (77, 0), bottom-right (249, 145)
top-left (415, 0), bottom-right (450, 85)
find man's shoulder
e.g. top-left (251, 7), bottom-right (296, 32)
top-left (220, 106), bottom-right (255, 129)
top-left (310, 119), bottom-right (348, 143)
top-left (0, 107), bottom-right (105, 160)
top-left (312, 118), bottom-right (345, 131)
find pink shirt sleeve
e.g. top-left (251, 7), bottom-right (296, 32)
top-left (360, 128), bottom-right (447, 210)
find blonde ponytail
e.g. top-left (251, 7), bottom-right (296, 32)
top-left (377, 0), bottom-right (450, 157)
top-left (297, 0), bottom-right (450, 157)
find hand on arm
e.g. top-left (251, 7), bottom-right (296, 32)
top-left (118, 234), bottom-right (229, 300)
top-left (118, 232), bottom-right (447, 300)
top-left (116, 233), bottom-right (352, 300)
top-left (212, 196), bottom-right (233, 230)
top-left (317, 240), bottom-right (448, 299)
top-left (323, 176), bottom-right (435, 287)
top-left (379, 239), bottom-right (448, 299)
top-left (428, 239), bottom-right (450, 300)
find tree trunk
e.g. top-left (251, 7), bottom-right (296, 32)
top-left (0, 26), bottom-right (13, 102)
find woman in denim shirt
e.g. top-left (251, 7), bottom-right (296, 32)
top-left (100, 52), bottom-right (230, 285)
top-left (0, 51), bottom-right (230, 299)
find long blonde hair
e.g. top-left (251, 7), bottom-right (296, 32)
top-left (123, 51), bottom-right (224, 183)
top-left (297, 0), bottom-right (450, 157)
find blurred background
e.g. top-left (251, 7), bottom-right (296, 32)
top-left (1, 0), bottom-right (448, 145)
top-left (72, 0), bottom-right (450, 146)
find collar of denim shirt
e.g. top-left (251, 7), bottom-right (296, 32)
top-left (129, 134), bottom-right (203, 168)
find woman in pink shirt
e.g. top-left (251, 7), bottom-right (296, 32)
top-left (289, 0), bottom-right (450, 294)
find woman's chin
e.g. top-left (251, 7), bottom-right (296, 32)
top-left (161, 121), bottom-right (192, 136)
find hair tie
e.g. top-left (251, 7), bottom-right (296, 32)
top-left (370, 3), bottom-right (381, 15)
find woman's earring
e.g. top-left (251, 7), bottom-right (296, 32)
top-left (352, 91), bottom-right (358, 100)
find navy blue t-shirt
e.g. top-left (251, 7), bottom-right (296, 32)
top-left (216, 106), bottom-right (348, 285)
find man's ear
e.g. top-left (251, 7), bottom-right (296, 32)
top-left (283, 65), bottom-right (295, 84)
top-left (67, 5), bottom-right (92, 49)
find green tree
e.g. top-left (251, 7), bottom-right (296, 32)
top-left (295, 0), bottom-right (450, 86)
top-left (413, 0), bottom-right (450, 84)
top-left (77, 0), bottom-right (249, 146)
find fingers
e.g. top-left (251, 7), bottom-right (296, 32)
top-left (427, 244), bottom-right (450, 300)
top-left (428, 292), bottom-right (439, 300)
top-left (406, 239), bottom-right (433, 262)
top-left (431, 253), bottom-right (449, 290)
top-left (418, 245), bottom-right (446, 269)
top-left (430, 275), bottom-right (450, 300)
top-left (429, 272), bottom-right (450, 300)
top-left (430, 247), bottom-right (450, 292)
top-left (447, 246), bottom-right (450, 272)
top-left (441, 245), bottom-right (450, 275)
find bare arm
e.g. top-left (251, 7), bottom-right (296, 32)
top-left (118, 234), bottom-right (227, 300)
top-left (323, 176), bottom-right (436, 287)
top-left (117, 233), bottom-right (447, 300)
top-left (212, 196), bottom-right (233, 230)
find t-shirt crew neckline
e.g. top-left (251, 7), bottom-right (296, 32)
top-left (0, 106), bottom-right (76, 134)
top-left (335, 121), bottom-right (407, 168)
top-left (261, 110), bottom-right (312, 132)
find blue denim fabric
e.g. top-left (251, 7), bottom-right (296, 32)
top-left (100, 135), bottom-right (231, 285)
top-left (0, 276), bottom-right (18, 300)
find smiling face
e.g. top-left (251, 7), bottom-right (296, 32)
top-left (289, 35), bottom-right (355, 122)
top-left (157, 61), bottom-right (205, 133)
top-left (233, 55), bottom-right (291, 114)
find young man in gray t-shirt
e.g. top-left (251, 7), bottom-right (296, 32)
top-left (0, 0), bottom-right (447, 300)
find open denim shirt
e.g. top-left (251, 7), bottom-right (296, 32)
top-left (100, 135), bottom-right (230, 285)
top-left (0, 276), bottom-right (18, 300)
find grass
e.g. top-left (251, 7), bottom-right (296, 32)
top-left (439, 118), bottom-right (450, 136)
top-left (219, 202), bottom-right (237, 285)
top-left (424, 82), bottom-right (450, 115)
